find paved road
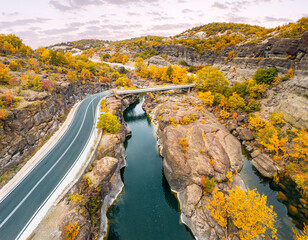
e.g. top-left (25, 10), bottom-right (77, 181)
top-left (0, 91), bottom-right (109, 240)
top-left (0, 84), bottom-right (193, 240)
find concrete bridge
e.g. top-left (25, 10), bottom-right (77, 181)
top-left (113, 84), bottom-right (194, 95)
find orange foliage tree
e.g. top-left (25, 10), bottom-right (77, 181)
top-left (62, 221), bottom-right (80, 240)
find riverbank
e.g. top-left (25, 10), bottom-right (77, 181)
top-left (29, 94), bottom-right (137, 240)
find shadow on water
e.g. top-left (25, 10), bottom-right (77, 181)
top-left (161, 168), bottom-right (179, 213)
top-left (240, 145), bottom-right (307, 239)
top-left (107, 95), bottom-right (194, 240)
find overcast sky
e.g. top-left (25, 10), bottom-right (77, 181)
top-left (1, 0), bottom-right (307, 49)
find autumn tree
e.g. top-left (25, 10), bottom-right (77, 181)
top-left (195, 66), bottom-right (229, 93)
top-left (198, 91), bottom-right (214, 106)
top-left (97, 113), bottom-right (121, 134)
top-left (0, 63), bottom-right (11, 84)
top-left (207, 186), bottom-right (277, 240)
top-left (294, 224), bottom-right (308, 240)
top-left (228, 92), bottom-right (246, 110)
top-left (290, 128), bottom-right (308, 162)
top-left (62, 221), bottom-right (80, 240)
top-left (135, 57), bottom-right (148, 78)
top-left (66, 71), bottom-right (78, 82)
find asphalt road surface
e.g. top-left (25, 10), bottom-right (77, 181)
top-left (0, 91), bottom-right (109, 240)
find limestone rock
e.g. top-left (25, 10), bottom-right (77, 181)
top-left (236, 127), bottom-right (254, 141)
top-left (181, 184), bottom-right (202, 217)
top-left (147, 56), bottom-right (170, 67)
top-left (86, 157), bottom-right (119, 186)
top-left (252, 153), bottom-right (278, 178)
top-left (225, 119), bottom-right (238, 132)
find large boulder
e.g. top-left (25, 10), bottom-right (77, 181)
top-left (236, 127), bottom-right (254, 141)
top-left (85, 157), bottom-right (119, 186)
top-left (252, 153), bottom-right (278, 178)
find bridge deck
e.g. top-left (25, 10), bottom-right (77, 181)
top-left (113, 84), bottom-right (194, 95)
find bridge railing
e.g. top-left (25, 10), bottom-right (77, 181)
top-left (113, 84), bottom-right (194, 95)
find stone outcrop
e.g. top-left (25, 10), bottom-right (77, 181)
top-left (143, 92), bottom-right (245, 240)
top-left (0, 81), bottom-right (108, 175)
top-left (251, 152), bottom-right (278, 178)
top-left (146, 55), bottom-right (170, 67)
top-left (153, 32), bottom-right (308, 79)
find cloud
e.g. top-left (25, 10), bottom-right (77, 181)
top-left (100, 23), bottom-right (143, 30)
top-left (49, 0), bottom-right (161, 11)
top-left (264, 16), bottom-right (292, 22)
top-left (149, 23), bottom-right (193, 31)
top-left (0, 18), bottom-right (50, 29)
top-left (152, 16), bottom-right (175, 21)
top-left (86, 20), bottom-right (100, 24)
top-left (182, 9), bottom-right (194, 14)
top-left (211, 2), bottom-right (228, 9)
top-left (224, 14), bottom-right (261, 24)
top-left (1, 12), bottom-right (20, 17)
top-left (49, 0), bottom-right (73, 11)
top-left (41, 26), bottom-right (79, 35)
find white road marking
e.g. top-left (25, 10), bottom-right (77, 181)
top-left (0, 96), bottom-right (97, 229)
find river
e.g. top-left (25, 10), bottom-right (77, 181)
top-left (107, 97), bottom-right (194, 240)
top-left (107, 95), bottom-right (301, 240)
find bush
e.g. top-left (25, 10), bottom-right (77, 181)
top-left (97, 113), bottom-right (121, 134)
top-left (195, 66), bottom-right (229, 93)
top-left (232, 81), bottom-right (248, 97)
top-left (179, 60), bottom-right (188, 66)
top-left (246, 99), bottom-right (260, 112)
top-left (228, 92), bottom-right (246, 110)
top-left (253, 68), bottom-right (278, 85)
top-left (270, 111), bottom-right (285, 126)
top-left (201, 175), bottom-right (215, 194)
top-left (31, 76), bottom-right (41, 91)
top-left (178, 114), bottom-right (196, 125)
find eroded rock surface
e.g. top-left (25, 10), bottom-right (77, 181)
top-left (143, 92), bottom-right (244, 240)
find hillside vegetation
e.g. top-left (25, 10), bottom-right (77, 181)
top-left (52, 17), bottom-right (308, 60)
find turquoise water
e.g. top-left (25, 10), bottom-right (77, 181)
top-left (107, 98), bottom-right (194, 240)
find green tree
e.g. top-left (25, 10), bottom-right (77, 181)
top-left (253, 68), bottom-right (278, 85)
top-left (195, 66), bottom-right (229, 93)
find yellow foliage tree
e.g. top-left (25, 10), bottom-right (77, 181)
top-left (257, 125), bottom-right (288, 155)
top-left (207, 187), bottom-right (277, 240)
top-left (195, 66), bottom-right (229, 93)
top-left (294, 224), bottom-right (308, 240)
top-left (0, 63), bottom-right (11, 84)
top-left (135, 57), bottom-right (148, 78)
top-left (198, 91), bottom-right (214, 106)
top-left (248, 113), bottom-right (267, 131)
top-left (41, 49), bottom-right (51, 64)
top-left (290, 128), bottom-right (308, 161)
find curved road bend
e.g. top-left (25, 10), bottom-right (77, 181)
top-left (0, 91), bottom-right (110, 240)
